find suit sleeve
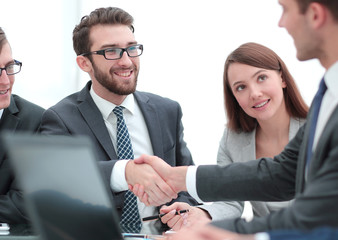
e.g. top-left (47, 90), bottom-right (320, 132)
top-left (39, 108), bottom-right (72, 135)
top-left (268, 227), bottom-right (338, 240)
top-left (198, 129), bottom-right (244, 220)
top-left (196, 125), bottom-right (302, 233)
top-left (200, 122), bottom-right (338, 233)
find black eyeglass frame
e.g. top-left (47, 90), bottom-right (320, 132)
top-left (0, 60), bottom-right (22, 76)
top-left (80, 44), bottom-right (143, 60)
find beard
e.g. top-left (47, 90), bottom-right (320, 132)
top-left (92, 61), bottom-right (138, 95)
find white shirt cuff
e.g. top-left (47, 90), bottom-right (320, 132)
top-left (255, 232), bottom-right (270, 240)
top-left (186, 166), bottom-right (204, 203)
top-left (110, 160), bottom-right (129, 191)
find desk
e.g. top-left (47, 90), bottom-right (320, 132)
top-left (0, 237), bottom-right (37, 240)
top-left (0, 225), bottom-right (38, 240)
top-left (0, 221), bottom-right (167, 240)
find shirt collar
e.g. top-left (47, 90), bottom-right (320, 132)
top-left (324, 61), bottom-right (338, 98)
top-left (0, 109), bottom-right (3, 119)
top-left (90, 87), bottom-right (135, 120)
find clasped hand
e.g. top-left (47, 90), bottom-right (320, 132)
top-left (126, 154), bottom-right (188, 206)
top-left (127, 155), bottom-right (213, 232)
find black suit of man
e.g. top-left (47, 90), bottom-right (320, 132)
top-left (0, 94), bottom-right (44, 223)
top-left (39, 81), bottom-right (198, 217)
top-left (196, 102), bottom-right (338, 233)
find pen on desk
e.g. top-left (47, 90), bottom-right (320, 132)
top-left (142, 209), bottom-right (189, 221)
top-left (122, 233), bottom-right (165, 239)
top-left (122, 233), bottom-right (147, 238)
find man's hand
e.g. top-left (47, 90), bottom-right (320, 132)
top-left (160, 202), bottom-right (211, 231)
top-left (133, 154), bottom-right (188, 193)
top-left (166, 223), bottom-right (255, 240)
top-left (125, 160), bottom-right (177, 206)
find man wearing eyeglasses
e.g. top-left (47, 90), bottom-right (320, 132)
top-left (0, 27), bottom-right (44, 223)
top-left (39, 7), bottom-right (198, 231)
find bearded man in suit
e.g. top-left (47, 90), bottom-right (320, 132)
top-left (39, 7), bottom-right (198, 231)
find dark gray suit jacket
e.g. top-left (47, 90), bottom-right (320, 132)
top-left (196, 103), bottom-right (338, 233)
top-left (0, 94), bottom-right (44, 223)
top-left (39, 81), bottom-right (197, 216)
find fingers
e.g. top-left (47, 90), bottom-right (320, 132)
top-left (127, 161), bottom-right (177, 206)
top-left (160, 209), bottom-right (176, 224)
top-left (159, 203), bottom-right (191, 231)
top-left (133, 154), bottom-right (187, 193)
top-left (161, 202), bottom-right (190, 213)
top-left (159, 203), bottom-right (213, 232)
top-left (131, 184), bottom-right (143, 197)
top-left (133, 154), bottom-right (156, 164)
top-left (133, 154), bottom-right (146, 164)
top-left (153, 178), bottom-right (178, 200)
top-left (132, 182), bottom-right (166, 206)
top-left (142, 178), bottom-right (173, 205)
top-left (141, 192), bottom-right (150, 206)
top-left (161, 210), bottom-right (188, 231)
top-left (127, 155), bottom-right (182, 206)
top-left (145, 182), bottom-right (175, 206)
top-left (134, 155), bottom-right (171, 179)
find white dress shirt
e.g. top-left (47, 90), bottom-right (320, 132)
top-left (0, 109), bottom-right (3, 119)
top-left (90, 88), bottom-right (156, 221)
top-left (313, 61), bottom-right (338, 151)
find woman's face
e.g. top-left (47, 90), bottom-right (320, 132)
top-left (228, 62), bottom-right (286, 122)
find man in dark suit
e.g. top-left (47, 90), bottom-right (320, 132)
top-left (131, 0), bottom-right (338, 235)
top-left (165, 223), bottom-right (338, 240)
top-left (0, 27), bottom-right (44, 223)
top-left (39, 7), bottom-right (197, 229)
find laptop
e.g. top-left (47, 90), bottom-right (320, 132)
top-left (2, 133), bottom-right (124, 240)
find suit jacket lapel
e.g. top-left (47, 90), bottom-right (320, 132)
top-left (0, 95), bottom-right (19, 131)
top-left (307, 106), bottom-right (338, 176)
top-left (77, 82), bottom-right (118, 160)
top-left (134, 92), bottom-right (164, 159)
top-left (242, 130), bottom-right (255, 160)
top-left (0, 96), bottom-right (20, 164)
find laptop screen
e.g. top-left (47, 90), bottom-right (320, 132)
top-left (2, 133), bottom-right (123, 240)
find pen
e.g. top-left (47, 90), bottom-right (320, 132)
top-left (142, 209), bottom-right (189, 221)
top-left (122, 233), bottom-right (165, 239)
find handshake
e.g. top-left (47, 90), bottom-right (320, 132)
top-left (125, 154), bottom-right (189, 206)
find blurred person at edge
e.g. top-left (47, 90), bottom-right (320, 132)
top-left (0, 27), bottom-right (44, 223)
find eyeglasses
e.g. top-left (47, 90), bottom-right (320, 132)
top-left (80, 44), bottom-right (143, 60)
top-left (0, 60), bottom-right (22, 76)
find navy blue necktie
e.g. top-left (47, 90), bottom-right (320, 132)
top-left (113, 106), bottom-right (142, 233)
top-left (306, 78), bottom-right (327, 167)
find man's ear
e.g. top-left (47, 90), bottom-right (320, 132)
top-left (307, 2), bottom-right (327, 29)
top-left (76, 55), bottom-right (92, 73)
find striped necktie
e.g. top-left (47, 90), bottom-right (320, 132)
top-left (113, 106), bottom-right (142, 233)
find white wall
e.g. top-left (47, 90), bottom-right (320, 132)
top-left (1, 0), bottom-right (325, 165)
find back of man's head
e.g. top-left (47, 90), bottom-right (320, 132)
top-left (295, 0), bottom-right (338, 21)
